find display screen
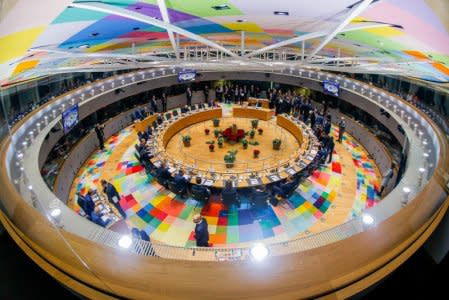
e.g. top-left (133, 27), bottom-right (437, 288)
top-left (62, 104), bottom-right (79, 134)
top-left (323, 80), bottom-right (340, 97)
top-left (178, 70), bottom-right (196, 82)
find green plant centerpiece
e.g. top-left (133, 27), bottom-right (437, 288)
top-left (251, 119), bottom-right (259, 129)
top-left (217, 136), bottom-right (224, 148)
top-left (214, 128), bottom-right (221, 138)
top-left (249, 129), bottom-right (255, 139)
top-left (212, 118), bottom-right (220, 127)
top-left (182, 135), bottom-right (191, 147)
top-left (242, 139), bottom-right (248, 149)
top-left (224, 150), bottom-right (237, 168)
top-left (272, 138), bottom-right (282, 150)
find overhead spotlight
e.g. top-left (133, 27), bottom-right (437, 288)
top-left (118, 235), bottom-right (132, 249)
top-left (362, 214), bottom-right (374, 225)
top-left (250, 243), bottom-right (269, 261)
top-left (212, 4), bottom-right (230, 10)
top-left (28, 185), bottom-right (33, 190)
top-left (236, 19), bottom-right (247, 23)
top-left (78, 44), bottom-right (90, 49)
top-left (274, 11), bottom-right (289, 16)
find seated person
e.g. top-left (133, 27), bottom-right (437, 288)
top-left (180, 105), bottom-right (189, 113)
top-left (173, 169), bottom-right (189, 197)
top-left (78, 189), bottom-right (96, 216)
top-left (136, 138), bottom-right (147, 153)
top-left (222, 179), bottom-right (238, 207)
top-left (191, 176), bottom-right (211, 200)
top-left (271, 175), bottom-right (300, 205)
top-left (90, 206), bottom-right (110, 227)
top-left (255, 100), bottom-right (262, 108)
top-left (315, 145), bottom-right (327, 164)
top-left (146, 127), bottom-right (153, 137)
top-left (156, 116), bottom-right (163, 125)
top-left (137, 130), bottom-right (148, 141)
top-left (134, 110), bottom-right (143, 121)
top-left (156, 162), bottom-right (172, 188)
top-left (172, 110), bottom-right (179, 117)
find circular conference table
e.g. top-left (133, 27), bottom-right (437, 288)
top-left (148, 105), bottom-right (320, 189)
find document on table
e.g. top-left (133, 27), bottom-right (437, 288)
top-left (268, 174), bottom-right (281, 182)
top-left (203, 179), bottom-right (214, 186)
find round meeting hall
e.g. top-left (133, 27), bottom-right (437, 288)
top-left (1, 0), bottom-right (449, 299)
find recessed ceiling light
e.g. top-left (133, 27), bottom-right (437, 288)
top-left (90, 32), bottom-right (99, 37)
top-left (212, 4), bottom-right (230, 10)
top-left (134, 6), bottom-right (142, 10)
top-left (236, 19), bottom-right (246, 23)
top-left (274, 11), bottom-right (289, 16)
top-left (133, 27), bottom-right (140, 31)
top-left (78, 44), bottom-right (90, 49)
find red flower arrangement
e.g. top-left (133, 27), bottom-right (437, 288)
top-left (253, 149), bottom-right (260, 158)
top-left (205, 128), bottom-right (210, 135)
top-left (209, 144), bottom-right (215, 151)
top-left (258, 128), bottom-right (263, 135)
top-left (222, 124), bottom-right (245, 142)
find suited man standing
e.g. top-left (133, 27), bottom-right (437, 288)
top-left (193, 214), bottom-right (209, 247)
top-left (101, 179), bottom-right (126, 219)
top-left (95, 123), bottom-right (105, 150)
top-left (186, 87), bottom-right (193, 106)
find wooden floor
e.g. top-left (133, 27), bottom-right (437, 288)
top-left (165, 117), bottom-right (300, 173)
top-left (66, 124), bottom-right (381, 247)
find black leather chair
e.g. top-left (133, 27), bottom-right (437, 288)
top-left (222, 189), bottom-right (239, 208)
top-left (168, 180), bottom-right (187, 198)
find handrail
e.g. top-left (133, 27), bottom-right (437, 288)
top-left (0, 68), bottom-right (448, 298)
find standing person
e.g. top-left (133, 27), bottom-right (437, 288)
top-left (379, 163), bottom-right (395, 196)
top-left (310, 110), bottom-right (316, 129)
top-left (326, 136), bottom-right (335, 164)
top-left (338, 117), bottom-right (346, 143)
top-left (203, 85), bottom-right (209, 104)
top-left (101, 179), bottom-right (126, 219)
top-left (193, 214), bottom-right (209, 247)
top-left (186, 87), bottom-right (192, 106)
top-left (95, 123), bottom-right (105, 150)
top-left (150, 95), bottom-right (158, 113)
top-left (161, 92), bottom-right (167, 112)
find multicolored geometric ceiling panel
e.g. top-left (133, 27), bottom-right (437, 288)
top-left (1, 0), bottom-right (448, 85)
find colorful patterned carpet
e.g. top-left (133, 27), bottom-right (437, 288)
top-left (70, 125), bottom-right (380, 247)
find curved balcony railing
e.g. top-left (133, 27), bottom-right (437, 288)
top-left (1, 67), bottom-right (444, 263)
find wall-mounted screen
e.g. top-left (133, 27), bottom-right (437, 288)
top-left (178, 70), bottom-right (196, 82)
top-left (62, 104), bottom-right (79, 134)
top-left (323, 80), bottom-right (340, 97)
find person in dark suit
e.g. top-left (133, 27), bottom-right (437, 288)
top-left (156, 162), bottom-right (171, 188)
top-left (186, 87), bottom-right (192, 106)
top-left (193, 214), bottom-right (209, 247)
top-left (326, 136), bottom-right (335, 164)
top-left (101, 179), bottom-right (126, 219)
top-left (137, 130), bottom-right (148, 142)
top-left (95, 123), bottom-right (105, 150)
top-left (150, 95), bottom-right (158, 113)
top-left (90, 206), bottom-right (109, 227)
top-left (310, 109), bottom-right (316, 129)
top-left (222, 179), bottom-right (238, 207)
top-left (173, 170), bottom-right (189, 198)
top-left (191, 176), bottom-right (211, 200)
top-left (271, 176), bottom-right (299, 204)
top-left (161, 92), bottom-right (167, 112)
top-left (78, 189), bottom-right (95, 216)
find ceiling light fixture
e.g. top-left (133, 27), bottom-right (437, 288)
top-left (78, 44), bottom-right (90, 49)
top-left (250, 243), bottom-right (269, 261)
top-left (236, 19), bottom-right (246, 23)
top-left (274, 11), bottom-right (289, 16)
top-left (212, 4), bottom-right (230, 10)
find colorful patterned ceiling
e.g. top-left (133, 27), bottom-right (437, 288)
top-left (1, 0), bottom-right (449, 85)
